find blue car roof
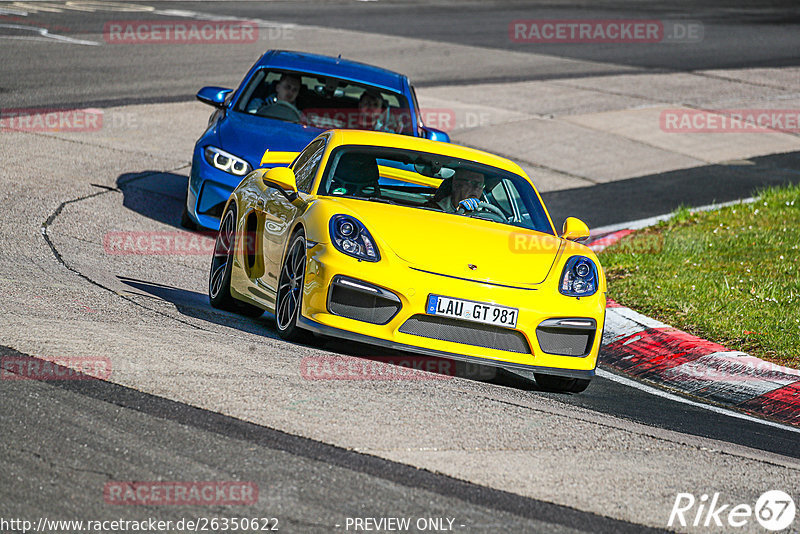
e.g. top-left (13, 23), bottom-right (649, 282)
top-left (256, 50), bottom-right (407, 92)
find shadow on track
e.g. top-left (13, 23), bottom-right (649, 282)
top-left (118, 275), bottom-right (281, 339)
top-left (116, 171), bottom-right (189, 229)
top-left (117, 276), bottom-right (549, 391)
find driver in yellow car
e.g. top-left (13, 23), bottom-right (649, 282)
top-left (436, 169), bottom-right (485, 213)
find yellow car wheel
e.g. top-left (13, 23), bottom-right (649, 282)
top-left (275, 231), bottom-right (312, 341)
top-left (209, 205), bottom-right (263, 318)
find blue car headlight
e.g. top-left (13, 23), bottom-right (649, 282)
top-left (329, 215), bottom-right (380, 262)
top-left (204, 146), bottom-right (251, 176)
top-left (559, 256), bottom-right (598, 297)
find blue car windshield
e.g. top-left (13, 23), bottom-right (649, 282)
top-left (318, 146), bottom-right (555, 234)
top-left (234, 69), bottom-right (414, 135)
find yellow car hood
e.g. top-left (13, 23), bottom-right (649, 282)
top-left (327, 198), bottom-right (561, 286)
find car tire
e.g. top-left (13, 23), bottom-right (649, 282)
top-left (275, 230), bottom-right (311, 342)
top-left (208, 204), bottom-right (264, 318)
top-left (534, 373), bottom-right (591, 393)
top-left (180, 204), bottom-right (199, 230)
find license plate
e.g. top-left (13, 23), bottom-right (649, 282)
top-left (426, 294), bottom-right (518, 328)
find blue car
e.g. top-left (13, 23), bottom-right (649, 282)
top-left (183, 50), bottom-right (451, 230)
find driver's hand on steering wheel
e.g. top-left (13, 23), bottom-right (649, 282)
top-left (458, 198), bottom-right (480, 212)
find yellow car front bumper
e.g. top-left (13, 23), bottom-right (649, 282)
top-left (300, 243), bottom-right (605, 378)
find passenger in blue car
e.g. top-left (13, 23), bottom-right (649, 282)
top-left (357, 90), bottom-right (386, 130)
top-left (357, 89), bottom-right (403, 133)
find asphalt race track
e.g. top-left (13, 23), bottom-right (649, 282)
top-left (1, 1), bottom-right (799, 533)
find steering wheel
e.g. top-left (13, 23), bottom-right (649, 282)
top-left (259, 100), bottom-right (303, 122)
top-left (456, 200), bottom-right (507, 220)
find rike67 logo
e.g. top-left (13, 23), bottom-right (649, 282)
top-left (669, 490), bottom-right (796, 531)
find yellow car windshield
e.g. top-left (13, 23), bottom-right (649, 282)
top-left (319, 146), bottom-right (553, 233)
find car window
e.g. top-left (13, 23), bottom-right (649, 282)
top-left (292, 139), bottom-right (327, 193)
top-left (234, 69), bottom-right (413, 135)
top-left (488, 181), bottom-right (511, 213)
top-left (318, 146), bottom-right (554, 234)
top-left (409, 85), bottom-right (423, 136)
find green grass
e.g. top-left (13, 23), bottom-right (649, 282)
top-left (600, 183), bottom-right (800, 369)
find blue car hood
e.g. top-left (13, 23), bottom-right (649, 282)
top-left (217, 111), bottom-right (324, 168)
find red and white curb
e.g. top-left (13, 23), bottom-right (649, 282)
top-left (600, 300), bottom-right (800, 427)
top-left (587, 207), bottom-right (800, 428)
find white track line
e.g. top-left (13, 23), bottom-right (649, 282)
top-left (597, 368), bottom-right (800, 435)
top-left (0, 24), bottom-right (99, 45)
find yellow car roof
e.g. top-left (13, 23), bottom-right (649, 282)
top-left (326, 129), bottom-right (530, 182)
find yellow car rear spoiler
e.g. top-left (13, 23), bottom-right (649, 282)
top-left (260, 150), bottom-right (299, 167)
top-left (377, 165), bottom-right (441, 188)
top-left (260, 150), bottom-right (441, 189)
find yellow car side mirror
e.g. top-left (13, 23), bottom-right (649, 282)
top-left (561, 217), bottom-right (590, 241)
top-left (263, 167), bottom-right (298, 193)
top-left (262, 167), bottom-right (304, 205)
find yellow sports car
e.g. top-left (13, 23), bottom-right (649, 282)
top-left (209, 130), bottom-right (606, 392)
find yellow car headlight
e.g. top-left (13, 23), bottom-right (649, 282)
top-left (329, 215), bottom-right (380, 262)
top-left (560, 256), bottom-right (598, 296)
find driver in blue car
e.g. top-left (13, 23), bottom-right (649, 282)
top-left (248, 73), bottom-right (302, 114)
top-left (435, 169), bottom-right (485, 213)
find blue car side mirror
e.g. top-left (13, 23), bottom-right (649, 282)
top-left (196, 86), bottom-right (233, 108)
top-left (421, 126), bottom-right (450, 143)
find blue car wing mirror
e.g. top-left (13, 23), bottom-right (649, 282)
top-left (197, 86), bottom-right (233, 108)
top-left (420, 126), bottom-right (451, 143)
